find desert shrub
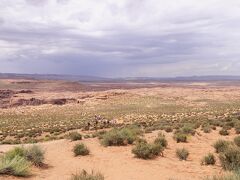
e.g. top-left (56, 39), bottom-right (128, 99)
top-left (234, 136), bottom-right (240, 147)
top-left (101, 129), bottom-right (124, 146)
top-left (73, 143), bottom-right (90, 156)
top-left (68, 132), bottom-right (82, 141)
top-left (154, 136), bottom-right (168, 148)
top-left (219, 129), bottom-right (229, 136)
top-left (211, 120), bottom-right (222, 127)
top-left (4, 147), bottom-right (25, 160)
top-left (193, 122), bottom-right (201, 129)
top-left (181, 124), bottom-right (195, 135)
top-left (134, 138), bottom-right (147, 144)
top-left (204, 170), bottom-right (240, 180)
top-left (212, 126), bottom-right (217, 130)
top-left (201, 153), bottom-right (216, 165)
top-left (174, 133), bottom-right (187, 143)
top-left (213, 140), bottom-right (231, 153)
top-left (101, 127), bottom-right (140, 146)
top-left (132, 142), bottom-right (164, 159)
top-left (120, 127), bottom-right (141, 144)
top-left (0, 155), bottom-right (31, 177)
top-left (226, 121), bottom-right (235, 128)
top-left (164, 126), bottom-right (173, 133)
top-left (92, 130), bottom-right (107, 139)
top-left (202, 126), bottom-right (212, 133)
top-left (71, 169), bottom-right (104, 180)
top-left (235, 123), bottom-right (240, 134)
top-left (24, 145), bottom-right (45, 167)
top-left (144, 128), bottom-right (153, 134)
top-left (176, 148), bottom-right (189, 160)
top-left (219, 146), bottom-right (240, 171)
top-left (235, 127), bottom-right (240, 134)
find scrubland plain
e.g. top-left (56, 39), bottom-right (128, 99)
top-left (1, 78), bottom-right (240, 180)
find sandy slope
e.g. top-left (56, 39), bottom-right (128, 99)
top-left (1, 129), bottom-right (236, 180)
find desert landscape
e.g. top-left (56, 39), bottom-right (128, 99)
top-left (0, 76), bottom-right (240, 180)
top-left (1, 0), bottom-right (240, 179)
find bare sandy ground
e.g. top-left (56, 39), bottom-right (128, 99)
top-left (0, 129), bottom-right (236, 180)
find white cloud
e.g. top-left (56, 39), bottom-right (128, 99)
top-left (0, 0), bottom-right (240, 76)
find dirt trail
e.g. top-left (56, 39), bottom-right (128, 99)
top-left (1, 129), bottom-right (235, 180)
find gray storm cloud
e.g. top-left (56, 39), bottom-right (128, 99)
top-left (0, 0), bottom-right (240, 77)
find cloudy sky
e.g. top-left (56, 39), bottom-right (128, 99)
top-left (0, 0), bottom-right (240, 77)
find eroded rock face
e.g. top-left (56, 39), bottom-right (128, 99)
top-left (8, 97), bottom-right (77, 108)
top-left (0, 89), bottom-right (78, 108)
top-left (0, 90), bottom-right (15, 99)
top-left (10, 98), bottom-right (46, 107)
top-left (47, 98), bottom-right (77, 105)
top-left (17, 90), bottom-right (33, 94)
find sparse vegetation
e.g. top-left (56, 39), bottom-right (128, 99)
top-left (0, 145), bottom-right (44, 177)
top-left (181, 124), bottom-right (195, 135)
top-left (154, 134), bottom-right (168, 148)
top-left (2, 78), bottom-right (240, 179)
top-left (73, 143), bottom-right (90, 156)
top-left (234, 136), bottom-right (240, 147)
top-left (176, 148), bottom-right (189, 160)
top-left (202, 125), bottom-right (212, 133)
top-left (71, 169), bottom-right (104, 180)
top-left (219, 145), bottom-right (240, 171)
top-left (204, 170), bottom-right (240, 180)
top-left (213, 140), bottom-right (231, 153)
top-left (219, 129), bottom-right (229, 136)
top-left (201, 153), bottom-right (216, 165)
top-left (132, 141), bottom-right (164, 159)
top-left (173, 133), bottom-right (187, 143)
top-left (101, 127), bottom-right (141, 146)
top-left (68, 132), bottom-right (82, 141)
top-left (24, 145), bottom-right (45, 167)
top-left (0, 155), bottom-right (31, 177)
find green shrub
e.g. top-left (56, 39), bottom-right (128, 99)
top-left (219, 146), bottom-right (240, 171)
top-left (234, 136), bottom-right (240, 147)
top-left (101, 129), bottom-right (125, 146)
top-left (71, 169), bottom-right (104, 180)
top-left (68, 132), bottom-right (82, 141)
top-left (0, 155), bottom-right (31, 177)
top-left (120, 127), bottom-right (140, 144)
top-left (154, 136), bottom-right (168, 148)
top-left (176, 148), bottom-right (189, 160)
top-left (181, 124), bottom-right (195, 135)
top-left (213, 140), bottom-right (231, 153)
top-left (132, 142), bottom-right (164, 159)
top-left (151, 143), bottom-right (164, 156)
top-left (201, 153), bottom-right (216, 165)
top-left (25, 145), bottom-right (45, 167)
top-left (73, 143), bottom-right (90, 156)
top-left (101, 127), bottom-right (141, 146)
top-left (4, 147), bottom-right (25, 160)
top-left (134, 138), bottom-right (147, 144)
top-left (174, 133), bottom-right (187, 143)
top-left (219, 129), bottom-right (229, 136)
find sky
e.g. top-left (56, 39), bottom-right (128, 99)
top-left (0, 0), bottom-right (240, 77)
